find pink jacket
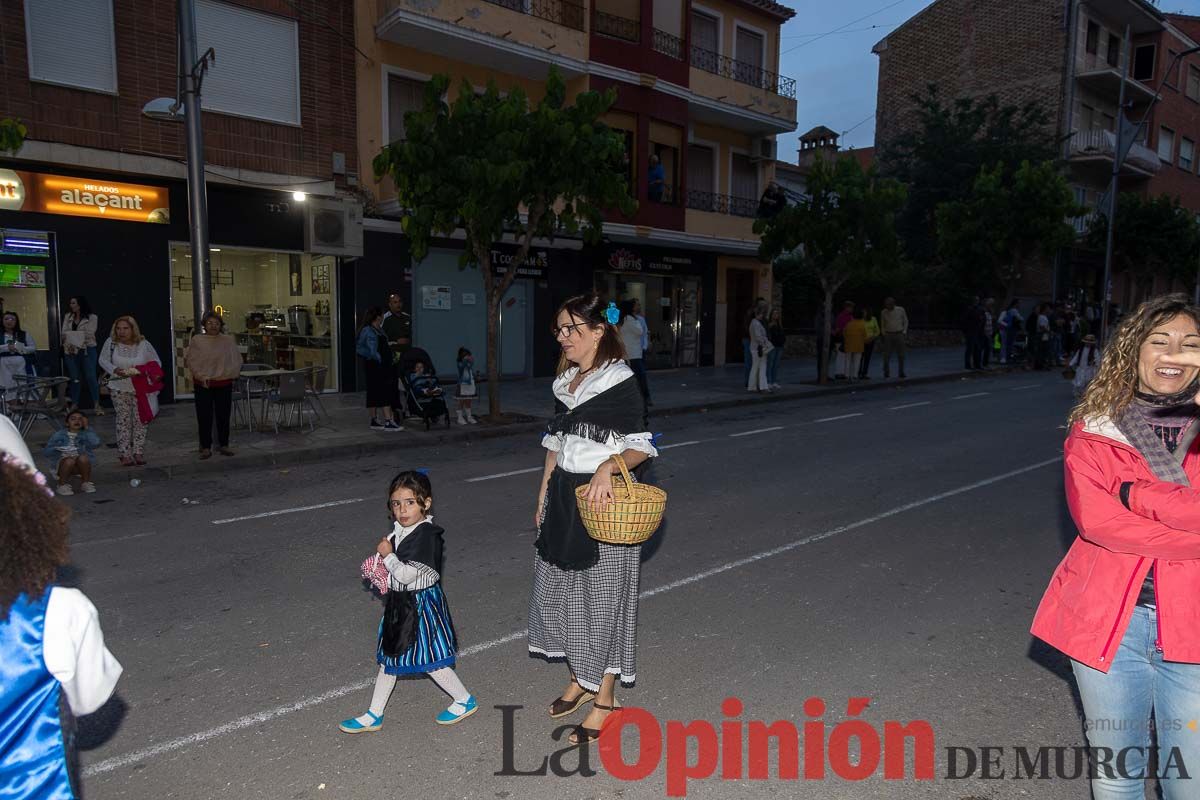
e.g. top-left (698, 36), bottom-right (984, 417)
top-left (1031, 418), bottom-right (1200, 672)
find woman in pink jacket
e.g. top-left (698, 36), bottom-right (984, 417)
top-left (1032, 294), bottom-right (1200, 799)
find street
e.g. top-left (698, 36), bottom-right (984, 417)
top-left (70, 372), bottom-right (1091, 800)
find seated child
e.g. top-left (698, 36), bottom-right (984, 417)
top-left (43, 410), bottom-right (101, 496)
top-left (409, 362), bottom-right (443, 398)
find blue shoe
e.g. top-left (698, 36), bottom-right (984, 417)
top-left (339, 711), bottom-right (383, 733)
top-left (436, 695), bottom-right (478, 725)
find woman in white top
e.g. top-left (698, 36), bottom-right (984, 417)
top-left (0, 415), bottom-right (122, 799)
top-left (61, 295), bottom-right (102, 413)
top-left (98, 315), bottom-right (162, 466)
top-left (0, 311), bottom-right (36, 398)
top-left (530, 294), bottom-right (658, 746)
top-left (619, 299), bottom-right (652, 405)
top-left (747, 306), bottom-right (773, 392)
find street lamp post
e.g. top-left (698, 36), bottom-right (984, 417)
top-left (142, 0), bottom-right (215, 332)
top-left (1099, 35), bottom-right (1200, 342)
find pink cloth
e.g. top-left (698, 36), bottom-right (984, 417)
top-left (361, 555), bottom-right (389, 594)
top-left (130, 361), bottom-right (165, 424)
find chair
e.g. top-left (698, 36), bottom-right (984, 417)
top-left (10, 376), bottom-right (70, 436)
top-left (240, 363), bottom-right (274, 425)
top-left (264, 371), bottom-right (314, 433)
top-left (232, 379), bottom-right (256, 430)
top-left (302, 365), bottom-right (329, 420)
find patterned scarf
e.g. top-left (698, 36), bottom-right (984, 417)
top-left (1116, 398), bottom-right (1199, 486)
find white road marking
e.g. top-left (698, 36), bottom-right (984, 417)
top-left (889, 401), bottom-right (931, 411)
top-left (952, 392), bottom-right (990, 400)
top-left (813, 413), bottom-right (864, 423)
top-left (729, 426), bottom-right (785, 438)
top-left (73, 531), bottom-right (160, 548)
top-left (464, 467), bottom-right (543, 483)
top-left (1010, 384), bottom-right (1042, 391)
top-left (659, 440), bottom-right (701, 450)
top-left (210, 498), bottom-right (364, 525)
top-left (82, 455), bottom-right (1062, 778)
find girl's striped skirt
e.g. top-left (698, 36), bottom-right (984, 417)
top-left (376, 583), bottom-right (458, 675)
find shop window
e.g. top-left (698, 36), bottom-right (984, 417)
top-left (169, 244), bottom-right (338, 396)
top-left (387, 73), bottom-right (426, 143)
top-left (1085, 20), bottom-right (1099, 56)
top-left (195, 0), bottom-right (300, 125)
top-left (1182, 138), bottom-right (1195, 171)
top-left (1158, 126), bottom-right (1175, 162)
top-left (1107, 34), bottom-right (1121, 68)
top-left (1133, 45), bottom-right (1156, 81)
top-left (0, 230), bottom-right (51, 369)
top-left (24, 0), bottom-right (117, 93)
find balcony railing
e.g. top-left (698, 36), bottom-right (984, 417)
top-left (689, 44), bottom-right (796, 99)
top-left (593, 9), bottom-right (639, 43)
top-left (485, 0), bottom-right (585, 30)
top-left (686, 189), bottom-right (758, 218)
top-left (652, 28), bottom-right (684, 60)
top-left (1068, 129), bottom-right (1160, 175)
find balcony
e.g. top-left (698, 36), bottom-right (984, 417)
top-left (684, 190), bottom-right (760, 241)
top-left (687, 44), bottom-right (797, 134)
top-left (376, 0), bottom-right (588, 76)
top-left (1068, 129), bottom-right (1160, 178)
top-left (1075, 67), bottom-right (1158, 105)
top-left (652, 28), bottom-right (685, 60)
top-left (592, 8), bottom-right (639, 42)
top-left (690, 45), bottom-right (795, 99)
top-left (686, 190), bottom-right (758, 217)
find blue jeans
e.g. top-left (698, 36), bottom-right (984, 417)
top-left (1072, 606), bottom-right (1200, 799)
top-left (63, 347), bottom-right (100, 409)
top-left (766, 347), bottom-right (782, 385)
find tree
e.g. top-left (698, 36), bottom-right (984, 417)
top-left (881, 86), bottom-right (1057, 269)
top-left (936, 160), bottom-right (1082, 303)
top-left (755, 155), bottom-right (906, 383)
top-left (1088, 193), bottom-right (1200, 300)
top-left (0, 118), bottom-right (26, 154)
top-left (373, 68), bottom-right (635, 418)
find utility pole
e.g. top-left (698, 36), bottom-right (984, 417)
top-left (1099, 24), bottom-right (1130, 345)
top-left (179, 0), bottom-right (212, 329)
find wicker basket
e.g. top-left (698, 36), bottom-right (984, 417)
top-left (575, 454), bottom-right (667, 545)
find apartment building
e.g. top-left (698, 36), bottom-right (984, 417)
top-left (0, 0), bottom-right (363, 401)
top-left (356, 0), bottom-right (797, 375)
top-left (873, 0), bottom-right (1200, 310)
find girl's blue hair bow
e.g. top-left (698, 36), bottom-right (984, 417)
top-left (605, 301), bottom-right (620, 325)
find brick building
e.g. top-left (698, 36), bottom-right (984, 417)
top-left (0, 0), bottom-right (364, 400)
top-left (356, 0), bottom-right (798, 373)
top-left (872, 0), bottom-right (1200, 311)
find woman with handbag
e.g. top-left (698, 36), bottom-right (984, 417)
top-left (529, 294), bottom-right (658, 746)
top-left (747, 305), bottom-right (773, 392)
top-left (98, 316), bottom-right (161, 466)
top-left (61, 296), bottom-right (101, 414)
top-left (0, 311), bottom-right (36, 399)
top-left (185, 311), bottom-right (242, 459)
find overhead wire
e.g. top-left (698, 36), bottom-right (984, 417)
top-left (780, 0), bottom-right (916, 55)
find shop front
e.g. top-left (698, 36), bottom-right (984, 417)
top-left (590, 242), bottom-right (717, 369)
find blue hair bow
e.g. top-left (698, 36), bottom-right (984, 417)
top-left (416, 468), bottom-right (429, 476)
top-left (605, 301), bottom-right (620, 325)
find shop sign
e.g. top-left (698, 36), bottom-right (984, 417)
top-left (489, 247), bottom-right (549, 280)
top-left (0, 169), bottom-right (170, 224)
top-left (607, 247), bottom-right (695, 274)
top-left (421, 285), bottom-right (452, 310)
top-left (0, 263), bottom-right (45, 288)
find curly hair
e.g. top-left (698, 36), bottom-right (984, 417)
top-left (387, 470), bottom-right (433, 518)
top-left (0, 460), bottom-right (70, 621)
top-left (1068, 293), bottom-right (1200, 427)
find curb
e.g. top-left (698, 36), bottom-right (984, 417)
top-left (131, 365), bottom-right (1021, 480)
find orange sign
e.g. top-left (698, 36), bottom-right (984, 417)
top-left (0, 169), bottom-right (169, 224)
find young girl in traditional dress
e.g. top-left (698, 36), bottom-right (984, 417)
top-left (339, 471), bottom-right (477, 732)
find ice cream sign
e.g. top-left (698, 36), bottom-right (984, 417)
top-left (0, 169), bottom-right (169, 223)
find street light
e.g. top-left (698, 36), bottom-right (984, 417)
top-left (141, 0), bottom-right (216, 332)
top-left (1099, 35), bottom-right (1200, 342)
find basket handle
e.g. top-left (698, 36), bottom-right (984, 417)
top-left (611, 453), bottom-right (634, 500)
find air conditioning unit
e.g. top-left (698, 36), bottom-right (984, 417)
top-left (304, 196), bottom-right (364, 258)
top-left (750, 137), bottom-right (778, 162)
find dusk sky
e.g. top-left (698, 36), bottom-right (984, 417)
top-left (776, 0), bottom-right (1200, 161)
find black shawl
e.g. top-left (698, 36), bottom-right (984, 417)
top-left (379, 522), bottom-right (444, 659)
top-left (536, 374), bottom-right (651, 568)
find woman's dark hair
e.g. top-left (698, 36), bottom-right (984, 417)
top-left (69, 295), bottom-right (93, 318)
top-left (200, 310), bottom-right (225, 333)
top-left (2, 311), bottom-right (24, 340)
top-left (619, 299), bottom-right (637, 323)
top-left (358, 306), bottom-right (383, 333)
top-left (554, 293), bottom-right (626, 375)
top-left (0, 460), bottom-right (70, 621)
top-left (457, 347), bottom-right (471, 362)
top-left (387, 470), bottom-right (433, 517)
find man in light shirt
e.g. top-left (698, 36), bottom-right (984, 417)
top-left (880, 296), bottom-right (909, 379)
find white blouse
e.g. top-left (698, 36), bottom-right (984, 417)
top-left (98, 338), bottom-right (161, 394)
top-left (381, 517), bottom-right (440, 591)
top-left (43, 587), bottom-right (123, 715)
top-left (542, 360), bottom-right (658, 474)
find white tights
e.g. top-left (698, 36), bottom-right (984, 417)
top-left (361, 665), bottom-right (470, 720)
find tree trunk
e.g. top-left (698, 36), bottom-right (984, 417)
top-left (820, 289), bottom-right (833, 385)
top-left (480, 249), bottom-right (503, 419)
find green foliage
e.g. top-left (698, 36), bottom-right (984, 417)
top-left (0, 119), bottom-right (27, 155)
top-left (881, 86), bottom-right (1057, 268)
top-left (1087, 193), bottom-right (1200, 292)
top-left (935, 160), bottom-right (1081, 299)
top-left (756, 154), bottom-right (906, 381)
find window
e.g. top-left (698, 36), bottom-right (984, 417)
top-left (24, 0), bottom-right (116, 93)
top-left (691, 10), bottom-right (719, 53)
top-left (731, 152), bottom-right (758, 216)
top-left (1159, 126), bottom-right (1176, 162)
top-left (387, 73), bottom-right (425, 143)
top-left (733, 26), bottom-right (765, 87)
top-left (686, 144), bottom-right (715, 210)
top-left (1079, 104), bottom-right (1096, 131)
top-left (1133, 45), bottom-right (1156, 81)
top-left (1182, 138), bottom-right (1195, 171)
top-left (1101, 112), bottom-right (1115, 131)
top-left (1189, 65), bottom-right (1200, 101)
top-left (195, 0), bottom-right (300, 125)
top-left (1085, 20), bottom-right (1099, 55)
top-left (1107, 33), bottom-right (1121, 68)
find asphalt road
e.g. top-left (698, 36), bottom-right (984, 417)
top-left (63, 372), bottom-right (1099, 800)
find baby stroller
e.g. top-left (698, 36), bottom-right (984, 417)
top-left (398, 348), bottom-right (451, 430)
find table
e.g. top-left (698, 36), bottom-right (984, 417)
top-left (239, 368), bottom-right (302, 431)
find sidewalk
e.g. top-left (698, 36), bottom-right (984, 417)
top-left (18, 346), bottom-right (997, 479)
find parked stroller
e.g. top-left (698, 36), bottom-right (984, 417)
top-left (398, 348), bottom-right (451, 430)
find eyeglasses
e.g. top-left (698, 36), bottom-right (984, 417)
top-left (552, 322), bottom-right (588, 340)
